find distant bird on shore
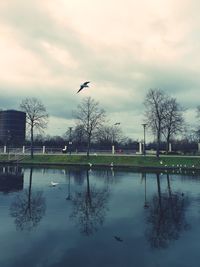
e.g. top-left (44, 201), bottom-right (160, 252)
top-left (77, 81), bottom-right (90, 93)
top-left (50, 181), bottom-right (59, 187)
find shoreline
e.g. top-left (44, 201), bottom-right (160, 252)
top-left (0, 154), bottom-right (200, 172)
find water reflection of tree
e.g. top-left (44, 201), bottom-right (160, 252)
top-left (145, 173), bottom-right (190, 249)
top-left (91, 169), bottom-right (121, 186)
top-left (66, 170), bottom-right (72, 201)
top-left (10, 168), bottom-right (46, 231)
top-left (71, 170), bottom-right (110, 236)
top-left (72, 169), bottom-right (85, 185)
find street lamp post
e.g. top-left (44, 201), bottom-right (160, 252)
top-left (69, 127), bottom-right (73, 155)
top-left (142, 123), bottom-right (147, 156)
top-left (112, 122), bottom-right (120, 155)
top-left (7, 130), bottom-right (11, 158)
top-left (66, 170), bottom-right (71, 200)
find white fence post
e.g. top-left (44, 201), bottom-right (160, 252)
top-left (22, 146), bottom-right (25, 154)
top-left (4, 146), bottom-right (7, 154)
top-left (139, 142), bottom-right (142, 154)
top-left (169, 143), bottom-right (172, 152)
top-left (112, 145), bottom-right (115, 154)
top-left (42, 146), bottom-right (45, 154)
top-left (198, 143), bottom-right (200, 152)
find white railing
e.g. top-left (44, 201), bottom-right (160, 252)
top-left (0, 146), bottom-right (137, 155)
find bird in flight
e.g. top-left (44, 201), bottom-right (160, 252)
top-left (77, 81), bottom-right (90, 93)
top-left (114, 122), bottom-right (120, 125)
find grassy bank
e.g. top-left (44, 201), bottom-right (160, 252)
top-left (0, 154), bottom-right (200, 169)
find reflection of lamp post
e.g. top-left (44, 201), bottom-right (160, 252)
top-left (142, 123), bottom-right (147, 156)
top-left (69, 127), bottom-right (73, 155)
top-left (143, 173), bottom-right (149, 209)
top-left (66, 170), bottom-right (71, 200)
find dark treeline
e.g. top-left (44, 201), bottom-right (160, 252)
top-left (14, 134), bottom-right (199, 155)
top-left (3, 91), bottom-right (199, 157)
top-left (21, 134), bottom-right (139, 152)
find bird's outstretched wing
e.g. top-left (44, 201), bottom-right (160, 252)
top-left (83, 81), bottom-right (90, 86)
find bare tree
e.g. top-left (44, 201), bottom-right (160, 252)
top-left (197, 105), bottom-right (200, 119)
top-left (144, 89), bottom-right (167, 157)
top-left (20, 98), bottom-right (48, 158)
top-left (74, 97), bottom-right (106, 157)
top-left (63, 125), bottom-right (87, 150)
top-left (195, 106), bottom-right (200, 142)
top-left (73, 125), bottom-right (86, 143)
top-left (96, 124), bottom-right (123, 145)
top-left (162, 98), bottom-right (184, 152)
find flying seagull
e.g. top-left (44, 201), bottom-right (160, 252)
top-left (77, 81), bottom-right (90, 93)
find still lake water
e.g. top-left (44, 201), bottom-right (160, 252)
top-left (0, 166), bottom-right (200, 267)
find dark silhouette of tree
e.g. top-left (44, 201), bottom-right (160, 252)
top-left (195, 106), bottom-right (200, 141)
top-left (10, 168), bottom-right (46, 231)
top-left (145, 173), bottom-right (190, 249)
top-left (70, 170), bottom-right (109, 235)
top-left (20, 97), bottom-right (48, 158)
top-left (95, 124), bottom-right (123, 146)
top-left (74, 97), bottom-right (106, 157)
top-left (66, 124), bottom-right (87, 151)
top-left (144, 89), bottom-right (167, 157)
top-left (144, 90), bottom-right (185, 156)
top-left (163, 98), bottom-right (184, 153)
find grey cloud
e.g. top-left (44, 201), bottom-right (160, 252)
top-left (0, 0), bottom-right (91, 78)
top-left (0, 0), bottom-right (200, 138)
top-left (0, 84), bottom-right (78, 120)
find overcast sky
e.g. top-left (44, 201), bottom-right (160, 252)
top-left (0, 0), bottom-right (199, 140)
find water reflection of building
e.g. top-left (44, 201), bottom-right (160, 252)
top-left (0, 165), bottom-right (23, 193)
